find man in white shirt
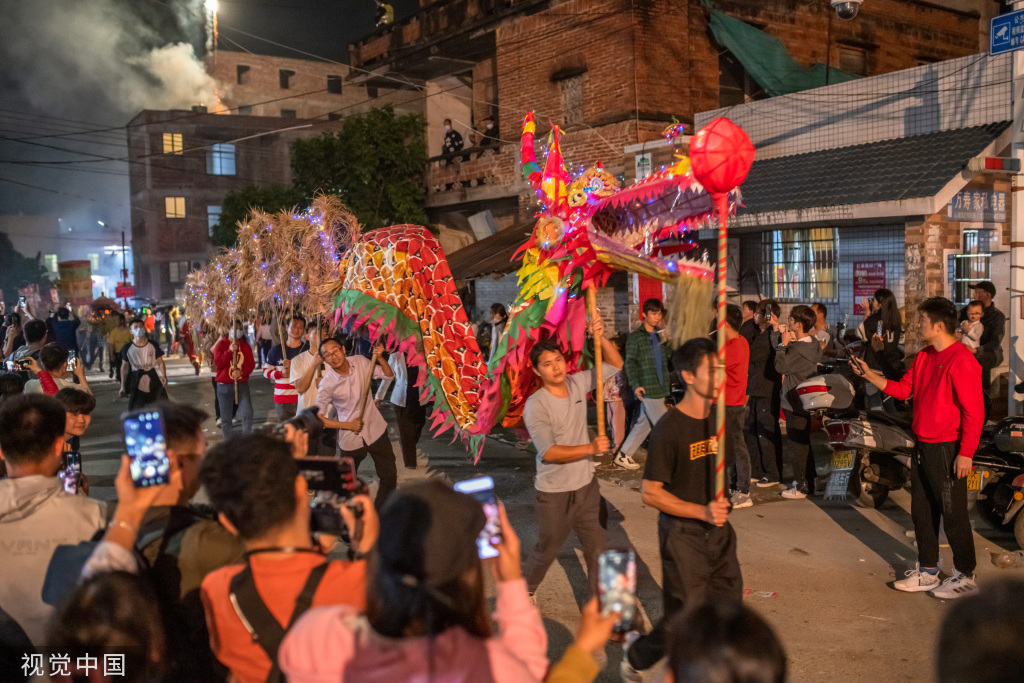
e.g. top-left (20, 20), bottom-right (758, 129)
top-left (290, 324), bottom-right (324, 411)
top-left (315, 337), bottom-right (397, 507)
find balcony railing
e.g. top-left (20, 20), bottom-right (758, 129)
top-left (425, 143), bottom-right (518, 201)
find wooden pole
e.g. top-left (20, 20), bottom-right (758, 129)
top-left (587, 287), bottom-right (606, 441)
top-left (713, 193), bottom-right (729, 502)
top-left (357, 350), bottom-right (381, 418)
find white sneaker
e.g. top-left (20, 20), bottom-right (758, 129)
top-left (730, 491), bottom-right (753, 508)
top-left (614, 453), bottom-right (641, 470)
top-left (780, 486), bottom-right (807, 499)
top-left (930, 570), bottom-right (978, 599)
top-left (620, 631), bottom-right (643, 682)
top-left (893, 564), bottom-right (940, 592)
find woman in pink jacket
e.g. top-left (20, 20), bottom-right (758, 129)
top-left (278, 478), bottom-right (550, 682)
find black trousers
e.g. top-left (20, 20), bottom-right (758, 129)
top-left (524, 476), bottom-right (607, 596)
top-left (912, 441), bottom-right (976, 575)
top-left (746, 396), bottom-right (782, 481)
top-left (980, 362), bottom-right (994, 422)
top-left (628, 515), bottom-right (743, 671)
top-left (782, 408), bottom-right (816, 492)
top-left (394, 401), bottom-right (426, 468)
top-left (339, 431), bottom-right (398, 509)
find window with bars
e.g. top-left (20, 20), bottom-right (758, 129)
top-left (949, 229), bottom-right (991, 307)
top-left (762, 228), bottom-right (839, 302)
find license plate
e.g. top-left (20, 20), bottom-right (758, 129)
top-left (831, 450), bottom-right (855, 470)
top-left (967, 470), bottom-right (981, 490)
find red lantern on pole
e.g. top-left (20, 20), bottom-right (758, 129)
top-left (689, 117), bottom-right (754, 502)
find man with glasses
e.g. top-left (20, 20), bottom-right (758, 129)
top-left (315, 337), bottom-right (397, 507)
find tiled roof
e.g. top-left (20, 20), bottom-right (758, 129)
top-left (738, 122), bottom-right (1011, 214)
top-left (448, 222), bottom-right (533, 281)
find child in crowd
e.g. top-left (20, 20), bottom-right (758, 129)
top-left (959, 300), bottom-right (984, 352)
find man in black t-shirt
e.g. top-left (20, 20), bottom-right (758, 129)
top-left (622, 337), bottom-right (742, 678)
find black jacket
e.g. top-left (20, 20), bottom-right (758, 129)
top-left (746, 327), bottom-right (782, 399)
top-left (860, 312), bottom-right (904, 380)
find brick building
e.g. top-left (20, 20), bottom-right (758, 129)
top-left (352, 0), bottom-right (985, 323)
top-left (696, 51), bottom-right (1014, 411)
top-left (126, 108), bottom-right (331, 301)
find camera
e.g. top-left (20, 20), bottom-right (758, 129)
top-left (299, 456), bottom-right (368, 543)
top-left (261, 406), bottom-right (325, 449)
top-left (831, 0), bottom-right (862, 20)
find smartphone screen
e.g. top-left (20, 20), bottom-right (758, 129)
top-left (19, 296), bottom-right (25, 304)
top-left (123, 409), bottom-right (170, 488)
top-left (599, 549), bottom-right (637, 631)
top-left (62, 452), bottom-right (81, 494)
top-left (66, 350), bottom-right (77, 373)
top-left (454, 475), bottom-right (501, 560)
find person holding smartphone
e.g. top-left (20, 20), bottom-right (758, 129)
top-left (851, 297), bottom-right (982, 599)
top-left (622, 338), bottom-right (742, 679)
top-left (521, 316), bottom-right (623, 603)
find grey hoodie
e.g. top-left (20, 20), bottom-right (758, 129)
top-left (0, 475), bottom-right (106, 645)
top-left (771, 332), bottom-right (823, 413)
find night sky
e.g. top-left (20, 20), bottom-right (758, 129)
top-left (0, 0), bottom-right (417, 231)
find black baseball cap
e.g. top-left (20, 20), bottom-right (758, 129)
top-left (376, 479), bottom-right (486, 588)
top-left (970, 281), bottom-right (996, 297)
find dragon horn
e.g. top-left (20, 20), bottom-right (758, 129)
top-left (520, 111), bottom-right (542, 189)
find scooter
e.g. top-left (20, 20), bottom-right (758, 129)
top-left (797, 372), bottom-right (913, 508)
top-left (971, 418), bottom-right (1024, 549)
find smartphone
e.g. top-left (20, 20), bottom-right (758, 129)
top-left (61, 452), bottom-right (82, 494)
top-left (454, 475), bottom-right (501, 560)
top-left (122, 408), bottom-right (170, 488)
top-left (66, 350), bottom-right (77, 373)
top-left (19, 296), bottom-right (25, 304)
top-left (598, 549), bottom-right (637, 632)
top-left (765, 310), bottom-right (772, 322)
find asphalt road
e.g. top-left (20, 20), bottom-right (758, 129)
top-left (76, 357), bottom-right (1024, 682)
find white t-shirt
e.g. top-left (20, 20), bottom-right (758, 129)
top-left (289, 350), bottom-right (322, 410)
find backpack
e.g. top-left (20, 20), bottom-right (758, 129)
top-left (227, 556), bottom-right (329, 683)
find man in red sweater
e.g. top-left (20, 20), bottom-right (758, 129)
top-left (723, 305), bottom-right (752, 509)
top-left (213, 320), bottom-right (256, 441)
top-left (852, 297), bottom-right (982, 599)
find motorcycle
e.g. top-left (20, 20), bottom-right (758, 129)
top-left (971, 418), bottom-right (1024, 549)
top-left (797, 371), bottom-right (914, 508)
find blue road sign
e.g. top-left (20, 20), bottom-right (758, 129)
top-left (991, 9), bottom-right (1024, 55)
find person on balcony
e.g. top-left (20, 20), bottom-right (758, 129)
top-left (442, 119), bottom-right (464, 166)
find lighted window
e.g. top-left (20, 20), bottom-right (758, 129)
top-left (87, 253), bottom-right (99, 271)
top-left (44, 254), bottom-right (58, 274)
top-left (762, 228), bottom-right (838, 302)
top-left (206, 143), bottom-right (236, 176)
top-left (162, 133), bottom-right (183, 155)
top-left (207, 205), bottom-right (222, 237)
top-left (165, 196), bottom-right (185, 218)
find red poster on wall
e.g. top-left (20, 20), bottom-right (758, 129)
top-left (853, 262), bottom-right (886, 315)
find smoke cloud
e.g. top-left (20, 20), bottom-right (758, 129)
top-left (0, 0), bottom-right (216, 223)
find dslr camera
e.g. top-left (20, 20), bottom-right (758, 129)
top-left (297, 455), bottom-right (368, 544)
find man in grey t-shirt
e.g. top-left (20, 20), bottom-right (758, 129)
top-left (522, 316), bottom-right (623, 600)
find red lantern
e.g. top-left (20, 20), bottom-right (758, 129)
top-left (690, 117), bottom-right (755, 195)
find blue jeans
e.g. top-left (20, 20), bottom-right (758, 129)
top-left (216, 382), bottom-right (253, 440)
top-left (620, 396), bottom-right (670, 458)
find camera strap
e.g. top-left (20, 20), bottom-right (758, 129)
top-left (228, 556), bottom-right (330, 683)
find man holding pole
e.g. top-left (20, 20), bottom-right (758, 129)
top-left (622, 337), bottom-right (742, 680)
top-left (315, 337), bottom-right (397, 507)
top-left (212, 320), bottom-right (255, 441)
top-left (521, 315), bottom-right (623, 603)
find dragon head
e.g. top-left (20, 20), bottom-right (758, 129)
top-left (519, 111), bottom-right (730, 286)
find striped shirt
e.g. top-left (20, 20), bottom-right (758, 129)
top-left (264, 342), bottom-right (307, 404)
